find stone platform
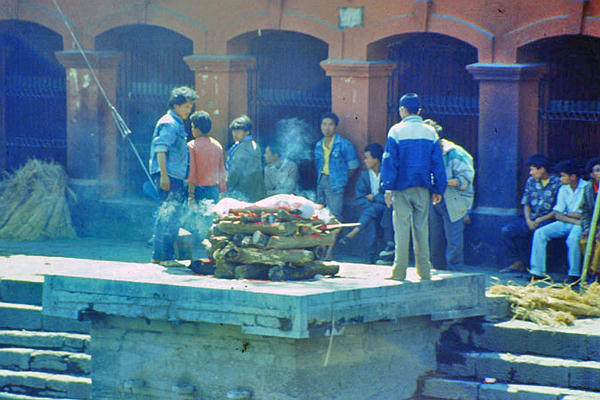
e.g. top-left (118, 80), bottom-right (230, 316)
top-left (29, 256), bottom-right (487, 399)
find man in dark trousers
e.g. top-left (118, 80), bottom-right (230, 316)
top-left (339, 143), bottom-right (393, 263)
top-left (381, 93), bottom-right (447, 281)
top-left (500, 154), bottom-right (561, 273)
top-left (148, 86), bottom-right (198, 267)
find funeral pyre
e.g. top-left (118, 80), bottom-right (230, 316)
top-left (191, 195), bottom-right (341, 281)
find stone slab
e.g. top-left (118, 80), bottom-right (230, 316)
top-left (421, 377), bottom-right (479, 400)
top-left (0, 393), bottom-right (78, 400)
top-left (471, 319), bottom-right (600, 361)
top-left (37, 257), bottom-right (486, 338)
top-left (41, 315), bottom-right (90, 334)
top-left (0, 302), bottom-right (42, 330)
top-left (0, 369), bottom-right (90, 399)
top-left (0, 330), bottom-right (89, 353)
top-left (0, 279), bottom-right (43, 306)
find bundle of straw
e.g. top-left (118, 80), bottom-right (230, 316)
top-left (488, 281), bottom-right (600, 326)
top-left (0, 159), bottom-right (76, 241)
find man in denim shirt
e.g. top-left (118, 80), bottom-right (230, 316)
top-left (314, 112), bottom-right (359, 259)
top-left (149, 86), bottom-right (198, 267)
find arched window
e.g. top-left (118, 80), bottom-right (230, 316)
top-left (519, 35), bottom-right (600, 163)
top-left (96, 25), bottom-right (194, 196)
top-left (0, 20), bottom-right (65, 171)
top-left (230, 30), bottom-right (331, 190)
top-left (373, 33), bottom-right (479, 160)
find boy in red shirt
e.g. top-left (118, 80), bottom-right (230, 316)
top-left (187, 111), bottom-right (226, 204)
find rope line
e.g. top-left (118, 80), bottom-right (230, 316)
top-left (51, 0), bottom-right (157, 192)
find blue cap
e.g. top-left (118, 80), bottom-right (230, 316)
top-left (399, 93), bottom-right (420, 114)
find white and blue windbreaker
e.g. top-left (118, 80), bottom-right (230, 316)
top-left (381, 115), bottom-right (447, 195)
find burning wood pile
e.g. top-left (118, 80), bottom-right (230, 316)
top-left (191, 195), bottom-right (341, 281)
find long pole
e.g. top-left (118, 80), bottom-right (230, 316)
top-left (581, 186), bottom-right (600, 285)
top-left (50, 0), bottom-right (157, 193)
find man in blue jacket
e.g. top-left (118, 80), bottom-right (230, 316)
top-left (381, 93), bottom-right (447, 280)
top-left (149, 86), bottom-right (198, 267)
top-left (314, 112), bottom-right (359, 259)
top-left (339, 143), bottom-right (393, 263)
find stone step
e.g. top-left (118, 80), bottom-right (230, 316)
top-left (0, 392), bottom-right (77, 400)
top-left (0, 369), bottom-right (90, 400)
top-left (0, 303), bottom-right (42, 331)
top-left (0, 348), bottom-right (90, 376)
top-left (0, 280), bottom-right (43, 306)
top-left (0, 303), bottom-right (90, 334)
top-left (421, 377), bottom-right (600, 400)
top-left (438, 351), bottom-right (600, 391)
top-left (0, 331), bottom-right (89, 353)
top-left (448, 318), bottom-right (600, 362)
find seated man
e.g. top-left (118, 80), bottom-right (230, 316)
top-left (264, 144), bottom-right (299, 196)
top-left (529, 160), bottom-right (587, 280)
top-left (340, 143), bottom-right (393, 263)
top-left (500, 154), bottom-right (562, 272)
top-left (579, 157), bottom-right (600, 281)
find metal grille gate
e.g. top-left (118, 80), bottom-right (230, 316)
top-left (96, 25), bottom-right (194, 196)
top-left (534, 36), bottom-right (600, 163)
top-left (386, 33), bottom-right (479, 159)
top-left (0, 21), bottom-right (66, 172)
top-left (247, 31), bottom-right (330, 190)
top-left (248, 31), bottom-right (330, 143)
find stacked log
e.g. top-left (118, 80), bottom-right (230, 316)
top-left (199, 205), bottom-right (340, 281)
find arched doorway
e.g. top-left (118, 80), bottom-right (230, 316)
top-left (0, 20), bottom-right (66, 171)
top-left (95, 25), bottom-right (194, 196)
top-left (519, 35), bottom-right (600, 164)
top-left (231, 30), bottom-right (330, 190)
top-left (373, 33), bottom-right (479, 160)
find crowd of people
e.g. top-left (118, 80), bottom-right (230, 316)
top-left (145, 86), bottom-right (600, 283)
top-left (501, 156), bottom-right (600, 282)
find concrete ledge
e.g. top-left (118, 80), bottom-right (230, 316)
top-left (41, 261), bottom-right (487, 339)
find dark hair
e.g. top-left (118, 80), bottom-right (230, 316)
top-left (364, 143), bottom-right (384, 162)
top-left (190, 111), bottom-right (212, 134)
top-left (229, 115), bottom-right (253, 133)
top-left (526, 154), bottom-right (551, 171)
top-left (554, 159), bottom-right (580, 177)
top-left (319, 112), bottom-right (339, 126)
top-left (168, 86), bottom-right (198, 109)
top-left (423, 119), bottom-right (443, 136)
top-left (399, 93), bottom-right (420, 114)
top-left (585, 157), bottom-right (600, 174)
